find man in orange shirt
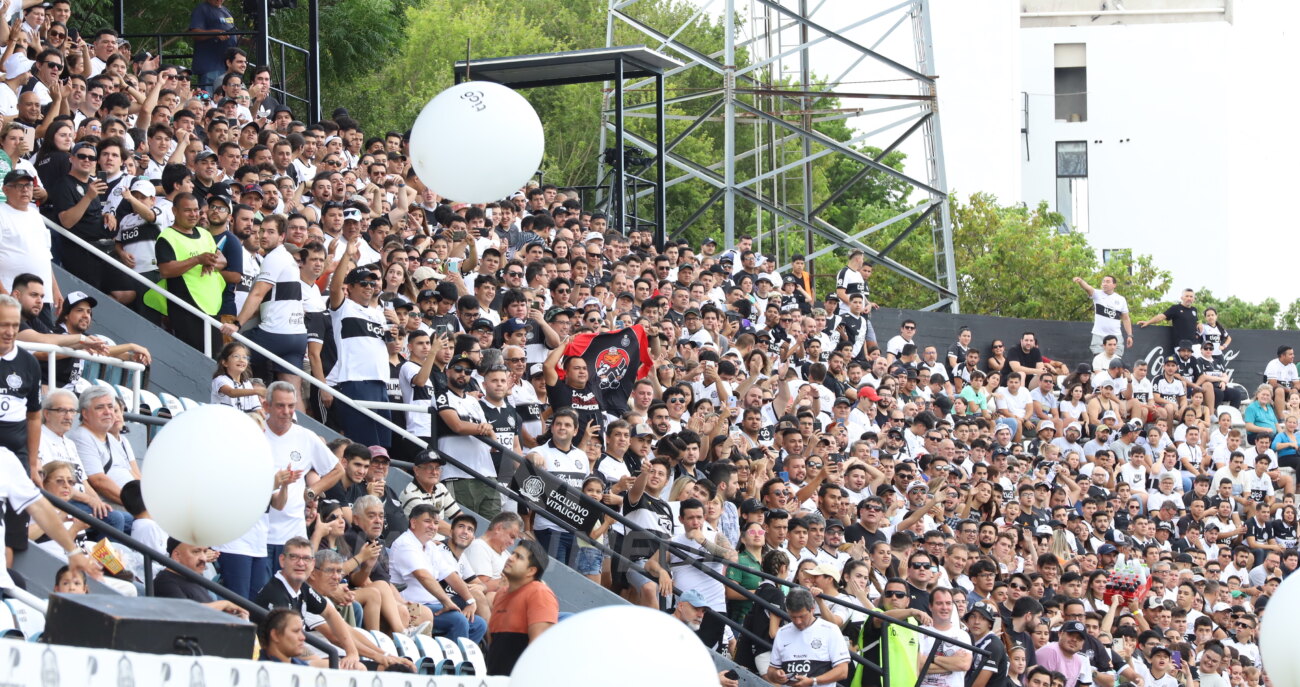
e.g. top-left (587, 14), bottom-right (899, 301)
top-left (486, 539), bottom-right (559, 675)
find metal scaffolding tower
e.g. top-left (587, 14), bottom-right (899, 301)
top-left (605, 0), bottom-right (959, 312)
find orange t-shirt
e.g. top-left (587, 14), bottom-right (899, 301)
top-left (488, 580), bottom-right (559, 635)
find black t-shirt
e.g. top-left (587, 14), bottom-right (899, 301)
top-left (17, 313), bottom-right (65, 387)
top-left (1245, 518), bottom-right (1274, 546)
top-left (1081, 632), bottom-right (1113, 673)
top-left (967, 633), bottom-right (1009, 687)
top-left (1274, 520), bottom-right (1298, 549)
top-left (547, 380), bottom-right (603, 434)
top-left (154, 569), bottom-right (215, 603)
top-left (44, 173), bottom-right (106, 241)
top-left (255, 574), bottom-right (328, 621)
top-left (1005, 345), bottom-right (1044, 380)
top-left (482, 400), bottom-right (522, 480)
top-left (344, 527), bottom-right (391, 583)
top-left (1163, 304), bottom-right (1199, 345)
top-left (844, 523), bottom-right (886, 550)
top-left (0, 346), bottom-right (42, 464)
top-left (33, 151), bottom-right (70, 191)
top-left (735, 582), bottom-right (786, 670)
top-left (906, 582), bottom-right (930, 614)
top-left (1175, 355), bottom-right (1203, 382)
top-left (1005, 628), bottom-right (1036, 668)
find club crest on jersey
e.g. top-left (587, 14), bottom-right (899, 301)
top-left (593, 346), bottom-right (630, 390)
top-left (507, 415), bottom-right (516, 427)
top-left (289, 450), bottom-right (302, 464)
top-left (5, 373), bottom-right (21, 389)
top-left (811, 639), bottom-right (822, 650)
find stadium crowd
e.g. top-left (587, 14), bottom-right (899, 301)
top-left (0, 1), bottom-right (1296, 685)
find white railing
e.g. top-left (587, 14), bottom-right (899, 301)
top-left (16, 341), bottom-right (145, 414)
top-left (3, 584), bottom-right (48, 615)
top-left (42, 217), bottom-right (434, 450)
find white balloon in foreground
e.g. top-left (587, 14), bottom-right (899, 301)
top-left (142, 405), bottom-right (274, 547)
top-left (511, 605), bottom-right (718, 685)
top-left (1261, 572), bottom-right (1300, 687)
top-left (409, 80), bottom-right (545, 203)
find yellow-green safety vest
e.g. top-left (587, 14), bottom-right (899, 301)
top-left (854, 614), bottom-right (920, 687)
top-left (143, 226), bottom-right (223, 316)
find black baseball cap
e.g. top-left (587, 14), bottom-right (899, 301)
top-left (2, 169), bottom-right (35, 185)
top-left (411, 450), bottom-right (446, 467)
top-left (344, 267), bottom-right (377, 285)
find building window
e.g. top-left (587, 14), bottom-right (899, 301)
top-left (1056, 141), bottom-right (1088, 233)
top-left (1054, 43), bottom-right (1087, 122)
top-left (1102, 249), bottom-right (1133, 275)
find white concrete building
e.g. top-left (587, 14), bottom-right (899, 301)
top-left (927, 0), bottom-right (1300, 303)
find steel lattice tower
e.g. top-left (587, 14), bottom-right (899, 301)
top-left (603, 0), bottom-right (959, 312)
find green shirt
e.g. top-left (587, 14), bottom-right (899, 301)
top-left (726, 548), bottom-right (764, 622)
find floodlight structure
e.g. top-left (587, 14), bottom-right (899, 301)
top-left (604, 0), bottom-right (960, 312)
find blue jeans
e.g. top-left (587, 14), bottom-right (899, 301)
top-left (425, 605), bottom-right (487, 644)
top-left (216, 552), bottom-right (270, 600)
top-left (331, 380), bottom-right (392, 447)
top-left (70, 502), bottom-right (133, 542)
top-left (535, 529), bottom-right (575, 567)
top-left (266, 543), bottom-right (284, 576)
top-left (199, 69), bottom-right (225, 95)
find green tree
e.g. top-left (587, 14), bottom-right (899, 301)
top-left (858, 193), bottom-right (1171, 320)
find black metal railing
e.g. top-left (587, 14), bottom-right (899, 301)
top-left (38, 489), bottom-right (340, 668)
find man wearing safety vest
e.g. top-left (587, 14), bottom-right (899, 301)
top-left (145, 192), bottom-right (225, 353)
top-left (853, 578), bottom-right (931, 687)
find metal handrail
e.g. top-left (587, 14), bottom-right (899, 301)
top-left (16, 341), bottom-right (145, 413)
top-left (41, 216), bottom-right (979, 678)
top-left (42, 216), bottom-right (424, 448)
top-left (36, 489), bottom-right (340, 668)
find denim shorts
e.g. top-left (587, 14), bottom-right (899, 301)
top-left (574, 545), bottom-right (604, 576)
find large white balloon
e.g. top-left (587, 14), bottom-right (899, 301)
top-left (511, 605), bottom-right (718, 685)
top-left (408, 81), bottom-right (544, 203)
top-left (1262, 572), bottom-right (1300, 687)
top-left (141, 405), bottom-right (275, 547)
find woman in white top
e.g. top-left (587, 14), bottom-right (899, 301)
top-left (1060, 383), bottom-right (1089, 428)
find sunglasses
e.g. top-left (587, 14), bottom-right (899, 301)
top-left (450, 365), bottom-right (472, 374)
top-left (75, 153), bottom-right (97, 161)
top-left (883, 590), bottom-right (908, 599)
top-left (355, 280), bottom-right (377, 288)
top-left (909, 562), bottom-right (933, 570)
top-left (1010, 584), bottom-right (1027, 591)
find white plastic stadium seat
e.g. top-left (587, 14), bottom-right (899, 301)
top-left (456, 638), bottom-right (486, 675)
top-left (178, 396), bottom-right (202, 412)
top-left (414, 635), bottom-right (454, 675)
top-left (0, 603), bottom-right (22, 640)
top-left (136, 389), bottom-right (163, 415)
top-left (367, 629), bottom-right (398, 657)
top-left (113, 385), bottom-right (134, 410)
top-left (433, 637), bottom-right (465, 675)
top-left (93, 379), bottom-right (118, 396)
top-left (390, 632), bottom-right (421, 661)
top-left (1217, 404), bottom-right (1244, 428)
top-left (3, 598), bottom-right (44, 639)
top-left (157, 393), bottom-right (185, 416)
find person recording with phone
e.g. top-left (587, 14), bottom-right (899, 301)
top-left (44, 140), bottom-right (116, 292)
